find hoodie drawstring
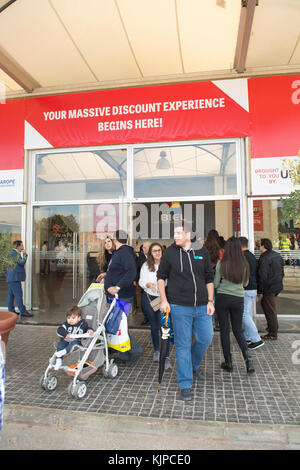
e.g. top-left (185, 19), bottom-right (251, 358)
top-left (180, 248), bottom-right (183, 272)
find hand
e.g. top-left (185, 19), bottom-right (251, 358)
top-left (160, 299), bottom-right (170, 314)
top-left (88, 329), bottom-right (93, 335)
top-left (66, 334), bottom-right (70, 339)
top-left (147, 282), bottom-right (156, 293)
top-left (107, 286), bottom-right (119, 296)
top-left (96, 273), bottom-right (106, 282)
top-left (207, 301), bottom-right (215, 316)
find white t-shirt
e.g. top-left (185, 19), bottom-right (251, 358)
top-left (139, 262), bottom-right (160, 297)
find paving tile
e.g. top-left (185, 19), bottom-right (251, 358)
top-left (3, 324), bottom-right (300, 426)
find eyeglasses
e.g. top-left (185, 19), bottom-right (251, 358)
top-left (152, 249), bottom-right (162, 253)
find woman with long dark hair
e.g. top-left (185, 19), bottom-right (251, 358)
top-left (214, 236), bottom-right (254, 374)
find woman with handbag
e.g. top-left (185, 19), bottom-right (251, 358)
top-left (139, 243), bottom-right (171, 369)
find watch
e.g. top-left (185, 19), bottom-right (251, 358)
top-left (208, 299), bottom-right (214, 303)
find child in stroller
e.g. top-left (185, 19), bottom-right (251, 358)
top-left (40, 285), bottom-right (119, 399)
top-left (54, 305), bottom-right (94, 370)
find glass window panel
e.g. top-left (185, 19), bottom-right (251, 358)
top-left (35, 149), bottom-right (127, 201)
top-left (130, 200), bottom-right (240, 248)
top-left (134, 143), bottom-right (237, 198)
top-left (31, 203), bottom-right (129, 323)
top-left (253, 199), bottom-right (300, 315)
top-left (0, 206), bottom-right (22, 307)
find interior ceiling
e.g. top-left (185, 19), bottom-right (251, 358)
top-left (0, 0), bottom-right (299, 98)
top-left (37, 143), bottom-right (234, 183)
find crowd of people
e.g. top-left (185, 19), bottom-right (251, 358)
top-left (90, 224), bottom-right (284, 401)
top-left (5, 225), bottom-right (285, 402)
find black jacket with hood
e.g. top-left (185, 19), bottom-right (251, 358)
top-left (157, 242), bottom-right (214, 306)
top-left (104, 244), bottom-right (137, 300)
top-left (257, 249), bottom-right (284, 294)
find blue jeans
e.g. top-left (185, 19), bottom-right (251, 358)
top-left (57, 339), bottom-right (81, 354)
top-left (7, 281), bottom-right (27, 314)
top-left (170, 304), bottom-right (213, 390)
top-left (144, 293), bottom-right (169, 356)
top-left (243, 290), bottom-right (261, 343)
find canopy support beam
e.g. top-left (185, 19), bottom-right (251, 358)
top-left (234, 0), bottom-right (258, 74)
top-left (0, 45), bottom-right (40, 93)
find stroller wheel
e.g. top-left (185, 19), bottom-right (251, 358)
top-left (40, 374), bottom-right (58, 392)
top-left (70, 381), bottom-right (87, 400)
top-left (103, 362), bottom-right (118, 379)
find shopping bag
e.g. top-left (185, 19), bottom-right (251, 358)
top-left (105, 305), bottom-right (123, 334)
top-left (107, 312), bottom-right (131, 352)
top-left (105, 297), bottom-right (131, 334)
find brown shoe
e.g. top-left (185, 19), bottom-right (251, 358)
top-left (261, 334), bottom-right (277, 340)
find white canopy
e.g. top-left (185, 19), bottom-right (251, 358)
top-left (0, 0), bottom-right (299, 97)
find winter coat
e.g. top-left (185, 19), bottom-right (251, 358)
top-left (257, 250), bottom-right (284, 294)
top-left (104, 244), bottom-right (137, 300)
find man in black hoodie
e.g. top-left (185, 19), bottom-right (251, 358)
top-left (157, 221), bottom-right (215, 401)
top-left (105, 230), bottom-right (143, 362)
top-left (257, 238), bottom-right (284, 340)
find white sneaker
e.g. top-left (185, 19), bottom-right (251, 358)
top-left (54, 358), bottom-right (62, 370)
top-left (153, 351), bottom-right (160, 361)
top-left (164, 358), bottom-right (172, 370)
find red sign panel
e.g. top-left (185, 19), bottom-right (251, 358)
top-left (249, 74), bottom-right (300, 158)
top-left (25, 80), bottom-right (249, 149)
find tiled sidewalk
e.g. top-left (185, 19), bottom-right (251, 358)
top-left (4, 324), bottom-right (300, 426)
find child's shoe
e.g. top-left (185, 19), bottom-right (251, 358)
top-left (54, 358), bottom-right (62, 370)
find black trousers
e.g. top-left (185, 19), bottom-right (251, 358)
top-left (261, 293), bottom-right (279, 337)
top-left (215, 293), bottom-right (248, 363)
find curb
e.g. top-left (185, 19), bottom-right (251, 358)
top-left (3, 404), bottom-right (300, 447)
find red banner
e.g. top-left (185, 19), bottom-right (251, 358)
top-left (25, 80), bottom-right (249, 149)
top-left (1, 75), bottom-right (299, 173)
top-left (249, 74), bottom-right (300, 158)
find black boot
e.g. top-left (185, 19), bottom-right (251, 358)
top-left (221, 355), bottom-right (233, 372)
top-left (243, 352), bottom-right (255, 374)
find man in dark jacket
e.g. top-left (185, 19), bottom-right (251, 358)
top-left (157, 221), bottom-right (215, 401)
top-left (257, 238), bottom-right (284, 340)
top-left (104, 230), bottom-right (142, 362)
top-left (6, 240), bottom-right (33, 318)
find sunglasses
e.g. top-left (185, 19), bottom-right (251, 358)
top-left (152, 248), bottom-right (162, 253)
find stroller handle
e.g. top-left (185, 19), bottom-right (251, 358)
top-left (69, 332), bottom-right (94, 339)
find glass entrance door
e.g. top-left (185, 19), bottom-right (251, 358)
top-left (32, 204), bottom-right (122, 323)
top-left (32, 205), bottom-right (81, 322)
top-left (251, 199), bottom-right (300, 315)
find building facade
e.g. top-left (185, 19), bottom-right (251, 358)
top-left (0, 74), bottom-right (299, 321)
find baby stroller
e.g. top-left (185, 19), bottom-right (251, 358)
top-left (40, 284), bottom-right (119, 399)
